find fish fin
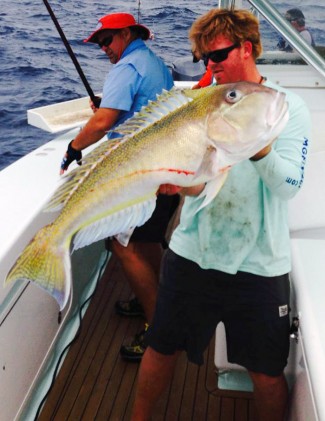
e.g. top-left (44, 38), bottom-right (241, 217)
top-left (192, 145), bottom-right (218, 181)
top-left (192, 143), bottom-right (231, 182)
top-left (44, 139), bottom-right (126, 212)
top-left (109, 87), bottom-right (193, 137)
top-left (4, 225), bottom-right (70, 310)
top-left (72, 196), bottom-right (157, 251)
top-left (195, 172), bottom-right (229, 212)
top-left (115, 228), bottom-right (136, 247)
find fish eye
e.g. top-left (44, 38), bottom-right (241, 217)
top-left (226, 89), bottom-right (243, 103)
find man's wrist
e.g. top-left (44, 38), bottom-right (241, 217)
top-left (250, 145), bottom-right (272, 162)
top-left (69, 140), bottom-right (80, 152)
top-left (250, 154), bottom-right (265, 162)
top-left (67, 140), bottom-right (82, 165)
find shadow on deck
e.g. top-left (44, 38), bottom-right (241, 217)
top-left (38, 255), bottom-right (254, 420)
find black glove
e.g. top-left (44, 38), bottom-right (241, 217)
top-left (60, 140), bottom-right (82, 172)
top-left (92, 95), bottom-right (102, 108)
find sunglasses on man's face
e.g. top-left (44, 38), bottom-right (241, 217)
top-left (98, 34), bottom-right (115, 49)
top-left (202, 43), bottom-right (240, 66)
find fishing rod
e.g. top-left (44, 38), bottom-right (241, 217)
top-left (137, 0), bottom-right (141, 23)
top-left (42, 0), bottom-right (101, 108)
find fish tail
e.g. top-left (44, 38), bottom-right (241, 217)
top-left (5, 224), bottom-right (70, 310)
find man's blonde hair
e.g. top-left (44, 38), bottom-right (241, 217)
top-left (189, 9), bottom-right (263, 60)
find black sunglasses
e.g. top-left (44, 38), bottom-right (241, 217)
top-left (98, 34), bottom-right (115, 49)
top-left (202, 43), bottom-right (240, 66)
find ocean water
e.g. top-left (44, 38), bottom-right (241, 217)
top-left (0, 0), bottom-right (324, 170)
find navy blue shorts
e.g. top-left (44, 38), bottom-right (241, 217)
top-left (146, 250), bottom-right (290, 377)
top-left (130, 194), bottom-right (180, 244)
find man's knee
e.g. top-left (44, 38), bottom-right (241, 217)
top-left (249, 371), bottom-right (286, 391)
top-left (142, 346), bottom-right (180, 372)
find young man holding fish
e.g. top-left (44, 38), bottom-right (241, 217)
top-left (132, 9), bottom-right (311, 421)
top-left (60, 13), bottom-right (175, 361)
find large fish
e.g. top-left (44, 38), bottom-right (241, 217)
top-left (5, 82), bottom-right (289, 309)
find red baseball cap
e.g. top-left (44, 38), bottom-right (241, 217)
top-left (84, 13), bottom-right (151, 43)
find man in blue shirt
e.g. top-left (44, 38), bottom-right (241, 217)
top-left (60, 13), bottom-right (176, 361)
top-left (277, 8), bottom-right (316, 51)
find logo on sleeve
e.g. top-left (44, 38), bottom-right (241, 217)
top-left (285, 137), bottom-right (309, 188)
top-left (279, 304), bottom-right (288, 317)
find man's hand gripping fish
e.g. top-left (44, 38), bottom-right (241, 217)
top-left (5, 82), bottom-right (289, 310)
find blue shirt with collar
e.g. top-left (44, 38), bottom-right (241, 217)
top-left (100, 38), bottom-right (174, 132)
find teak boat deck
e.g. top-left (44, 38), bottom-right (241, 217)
top-left (38, 254), bottom-right (255, 420)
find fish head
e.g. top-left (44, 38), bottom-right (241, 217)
top-left (204, 81), bottom-right (289, 160)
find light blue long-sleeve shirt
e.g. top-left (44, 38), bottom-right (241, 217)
top-left (169, 80), bottom-right (312, 276)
